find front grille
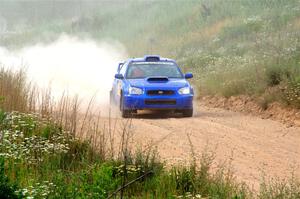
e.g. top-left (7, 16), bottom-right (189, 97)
top-left (147, 90), bottom-right (175, 96)
top-left (145, 100), bottom-right (176, 105)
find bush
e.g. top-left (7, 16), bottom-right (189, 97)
top-left (281, 77), bottom-right (300, 108)
top-left (0, 158), bottom-right (21, 199)
top-left (0, 109), bottom-right (6, 127)
top-left (88, 164), bottom-right (120, 198)
top-left (265, 67), bottom-right (283, 87)
top-left (258, 175), bottom-right (300, 199)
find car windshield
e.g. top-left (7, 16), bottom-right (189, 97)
top-left (126, 62), bottom-right (183, 79)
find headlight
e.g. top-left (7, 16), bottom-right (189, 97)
top-left (129, 86), bottom-right (143, 95)
top-left (178, 87), bottom-right (191, 95)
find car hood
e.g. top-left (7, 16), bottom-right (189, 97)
top-left (126, 78), bottom-right (189, 89)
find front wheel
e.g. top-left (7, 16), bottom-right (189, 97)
top-left (120, 94), bottom-right (134, 118)
top-left (181, 109), bottom-right (193, 117)
top-left (121, 109), bottom-right (132, 118)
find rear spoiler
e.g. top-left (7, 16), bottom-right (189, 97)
top-left (144, 55), bottom-right (160, 62)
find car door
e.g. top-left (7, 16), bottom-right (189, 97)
top-left (112, 62), bottom-right (127, 103)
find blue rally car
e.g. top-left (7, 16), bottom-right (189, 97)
top-left (110, 55), bottom-right (194, 118)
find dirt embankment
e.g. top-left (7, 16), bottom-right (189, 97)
top-left (201, 95), bottom-right (300, 127)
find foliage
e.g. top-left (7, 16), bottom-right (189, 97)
top-left (258, 175), bottom-right (300, 199)
top-left (0, 157), bottom-right (21, 199)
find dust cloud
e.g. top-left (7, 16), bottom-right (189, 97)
top-left (0, 35), bottom-right (127, 110)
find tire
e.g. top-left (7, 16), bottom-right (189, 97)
top-left (120, 94), bottom-right (132, 118)
top-left (122, 109), bottom-right (132, 118)
top-left (182, 109), bottom-right (193, 117)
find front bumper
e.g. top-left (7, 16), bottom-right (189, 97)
top-left (123, 94), bottom-right (193, 110)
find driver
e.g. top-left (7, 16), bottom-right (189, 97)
top-left (130, 66), bottom-right (144, 78)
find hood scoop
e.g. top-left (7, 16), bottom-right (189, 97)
top-left (146, 76), bottom-right (169, 83)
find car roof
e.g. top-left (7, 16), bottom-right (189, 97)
top-left (126, 55), bottom-right (176, 63)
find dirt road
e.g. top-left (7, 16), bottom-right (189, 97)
top-left (108, 103), bottom-right (300, 188)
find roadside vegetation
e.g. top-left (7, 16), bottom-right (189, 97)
top-left (1, 68), bottom-right (300, 198)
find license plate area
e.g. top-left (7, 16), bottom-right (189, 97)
top-left (145, 99), bottom-right (176, 105)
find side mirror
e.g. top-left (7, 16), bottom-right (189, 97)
top-left (117, 62), bottom-right (124, 72)
top-left (115, 74), bottom-right (124, 79)
top-left (185, 73), bottom-right (193, 79)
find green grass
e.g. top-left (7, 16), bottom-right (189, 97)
top-left (1, 0), bottom-right (300, 108)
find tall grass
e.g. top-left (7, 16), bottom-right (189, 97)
top-left (0, 68), bottom-right (29, 112)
